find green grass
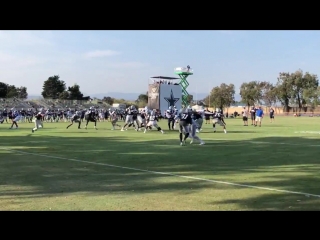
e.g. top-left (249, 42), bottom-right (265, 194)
top-left (1, 116), bottom-right (320, 210)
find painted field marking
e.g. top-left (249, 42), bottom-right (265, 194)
top-left (1, 147), bottom-right (320, 198)
top-left (294, 131), bottom-right (320, 134)
top-left (206, 139), bottom-right (320, 147)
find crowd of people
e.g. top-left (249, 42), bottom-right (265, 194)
top-left (0, 103), bottom-right (230, 146)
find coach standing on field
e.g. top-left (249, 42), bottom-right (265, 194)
top-left (255, 106), bottom-right (264, 127)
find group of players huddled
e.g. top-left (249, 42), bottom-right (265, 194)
top-left (1, 105), bottom-right (227, 146)
top-left (171, 105), bottom-right (227, 145)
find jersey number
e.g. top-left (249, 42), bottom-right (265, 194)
top-left (181, 114), bottom-right (188, 119)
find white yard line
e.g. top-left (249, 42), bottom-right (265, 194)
top-left (206, 139), bottom-right (320, 147)
top-left (1, 147), bottom-right (320, 198)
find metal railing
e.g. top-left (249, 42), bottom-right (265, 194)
top-left (0, 98), bottom-right (111, 110)
top-left (174, 67), bottom-right (193, 73)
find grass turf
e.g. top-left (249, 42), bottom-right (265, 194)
top-left (1, 116), bottom-right (320, 210)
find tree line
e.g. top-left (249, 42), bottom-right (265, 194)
top-left (0, 82), bottom-right (28, 99)
top-left (202, 69), bottom-right (319, 112)
top-left (1, 70), bottom-right (319, 111)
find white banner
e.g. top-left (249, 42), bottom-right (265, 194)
top-left (159, 84), bottom-right (182, 116)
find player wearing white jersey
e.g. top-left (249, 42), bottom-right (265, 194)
top-left (144, 110), bottom-right (164, 134)
top-left (189, 114), bottom-right (205, 145)
top-left (173, 106), bottom-right (179, 129)
top-left (110, 110), bottom-right (121, 130)
top-left (121, 105), bottom-right (135, 131)
top-left (9, 111), bottom-right (21, 129)
top-left (196, 106), bottom-right (205, 131)
top-left (32, 112), bottom-right (44, 133)
top-left (66, 111), bottom-right (81, 129)
top-left (138, 109), bottom-right (147, 127)
top-left (166, 106), bottom-right (175, 130)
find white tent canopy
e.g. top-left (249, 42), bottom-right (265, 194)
top-left (191, 104), bottom-right (202, 110)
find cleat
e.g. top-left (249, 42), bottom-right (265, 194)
top-left (190, 140), bottom-right (193, 144)
top-left (199, 142), bottom-right (205, 145)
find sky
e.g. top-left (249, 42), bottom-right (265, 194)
top-left (0, 30), bottom-right (319, 97)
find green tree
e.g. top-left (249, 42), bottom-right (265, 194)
top-left (303, 86), bottom-right (320, 112)
top-left (260, 81), bottom-right (277, 106)
top-left (0, 82), bottom-right (8, 98)
top-left (6, 85), bottom-right (18, 98)
top-left (59, 91), bottom-right (70, 99)
top-left (42, 75), bottom-right (66, 98)
top-left (136, 93), bottom-right (148, 103)
top-left (290, 69), bottom-right (318, 110)
top-left (202, 95), bottom-right (211, 107)
top-left (102, 96), bottom-right (114, 105)
top-left (240, 81), bottom-right (262, 107)
top-left (16, 86), bottom-right (28, 99)
top-left (68, 84), bottom-right (83, 99)
top-left (274, 72), bottom-right (293, 112)
top-left (135, 93), bottom-right (148, 108)
top-left (186, 94), bottom-right (193, 105)
top-left (208, 83), bottom-right (235, 109)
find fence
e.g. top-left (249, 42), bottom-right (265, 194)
top-left (2, 97), bottom-right (320, 114)
top-left (222, 106), bottom-right (320, 116)
top-left (0, 98), bottom-right (111, 110)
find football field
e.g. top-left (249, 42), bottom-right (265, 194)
top-left (1, 116), bottom-right (320, 210)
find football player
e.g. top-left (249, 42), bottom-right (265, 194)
top-left (196, 106), bottom-right (205, 131)
top-left (121, 105), bottom-right (135, 131)
top-left (32, 112), bottom-right (44, 133)
top-left (175, 106), bottom-right (193, 146)
top-left (66, 111), bottom-right (81, 129)
top-left (144, 110), bottom-right (164, 134)
top-left (212, 108), bottom-right (227, 133)
top-left (166, 106), bottom-right (175, 130)
top-left (110, 109), bottom-right (122, 130)
top-left (190, 111), bottom-right (205, 145)
top-left (9, 110), bottom-right (21, 129)
top-left (84, 107), bottom-right (98, 129)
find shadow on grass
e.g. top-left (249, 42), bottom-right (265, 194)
top-left (1, 133), bottom-right (320, 210)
